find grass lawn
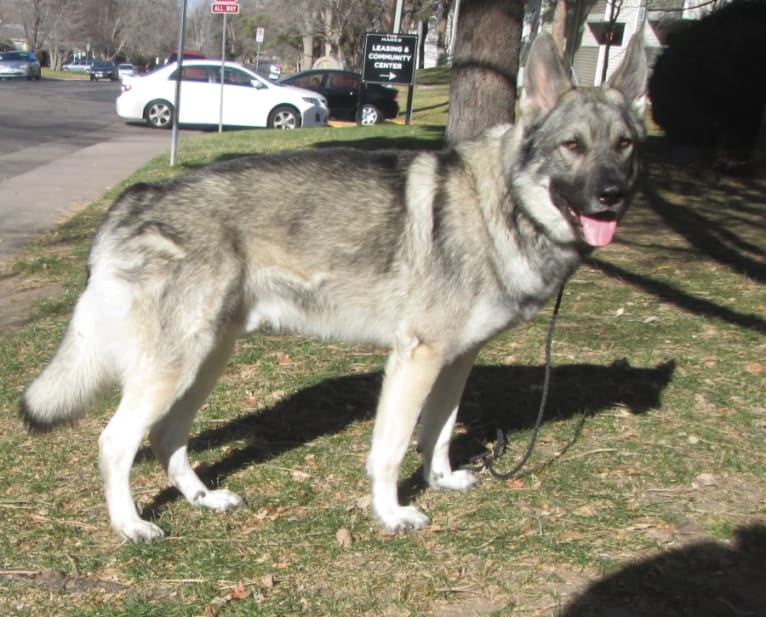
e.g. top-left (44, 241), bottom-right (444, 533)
top-left (0, 87), bottom-right (764, 616)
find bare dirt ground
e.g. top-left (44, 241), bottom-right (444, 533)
top-left (0, 269), bottom-right (62, 334)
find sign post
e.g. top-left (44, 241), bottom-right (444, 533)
top-left (218, 12), bottom-right (227, 133)
top-left (170, 0), bottom-right (188, 167)
top-left (361, 32), bottom-right (418, 125)
top-left (255, 27), bottom-right (264, 73)
top-left (212, 0), bottom-right (239, 133)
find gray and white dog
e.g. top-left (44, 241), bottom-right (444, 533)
top-left (22, 34), bottom-right (647, 542)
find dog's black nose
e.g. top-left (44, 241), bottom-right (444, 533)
top-left (598, 185), bottom-right (625, 208)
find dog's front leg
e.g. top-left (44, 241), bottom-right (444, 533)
top-left (417, 348), bottom-right (479, 491)
top-left (366, 330), bottom-right (444, 532)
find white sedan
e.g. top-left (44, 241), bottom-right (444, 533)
top-left (116, 60), bottom-right (329, 129)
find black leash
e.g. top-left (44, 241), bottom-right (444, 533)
top-left (463, 285), bottom-right (565, 480)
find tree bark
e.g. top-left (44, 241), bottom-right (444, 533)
top-left (445, 0), bottom-right (524, 144)
top-left (752, 102), bottom-right (766, 177)
top-left (551, 0), bottom-right (567, 56)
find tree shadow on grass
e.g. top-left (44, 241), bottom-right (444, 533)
top-left (562, 524), bottom-right (766, 617)
top-left (640, 136), bottom-right (766, 284)
top-left (141, 359), bottom-right (674, 519)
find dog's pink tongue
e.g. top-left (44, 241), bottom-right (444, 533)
top-left (581, 215), bottom-right (618, 247)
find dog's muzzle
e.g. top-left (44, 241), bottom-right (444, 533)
top-left (551, 176), bottom-right (628, 248)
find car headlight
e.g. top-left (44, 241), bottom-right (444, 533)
top-left (302, 96), bottom-right (327, 107)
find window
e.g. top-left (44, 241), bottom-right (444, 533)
top-left (224, 67), bottom-right (252, 86)
top-left (587, 22), bottom-right (626, 46)
top-left (181, 66), bottom-right (210, 82)
top-left (329, 73), bottom-right (358, 90)
top-left (291, 73), bottom-right (324, 90)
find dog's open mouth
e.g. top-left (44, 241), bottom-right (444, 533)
top-left (551, 186), bottom-right (620, 248)
top-left (570, 209), bottom-right (618, 247)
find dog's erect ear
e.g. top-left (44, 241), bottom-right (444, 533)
top-left (607, 33), bottom-right (648, 118)
top-left (521, 33), bottom-right (572, 121)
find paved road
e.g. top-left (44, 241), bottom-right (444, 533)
top-left (0, 78), bottom-right (174, 264)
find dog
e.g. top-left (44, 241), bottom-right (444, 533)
top-left (21, 34), bottom-right (647, 542)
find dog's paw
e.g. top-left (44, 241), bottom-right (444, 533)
top-left (376, 505), bottom-right (430, 533)
top-left (192, 488), bottom-right (245, 512)
top-left (429, 469), bottom-right (478, 491)
top-left (114, 519), bottom-right (165, 543)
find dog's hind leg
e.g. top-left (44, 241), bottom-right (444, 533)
top-left (148, 327), bottom-right (244, 514)
top-left (366, 330), bottom-right (446, 532)
top-left (417, 348), bottom-right (479, 491)
top-left (100, 327), bottom-right (241, 542)
top-left (99, 371), bottom-right (184, 542)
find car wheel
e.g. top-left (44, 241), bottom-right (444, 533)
top-left (144, 100), bottom-right (174, 129)
top-left (268, 105), bottom-right (301, 129)
top-left (358, 104), bottom-right (381, 126)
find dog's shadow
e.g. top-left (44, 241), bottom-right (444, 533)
top-left (141, 360), bottom-right (675, 517)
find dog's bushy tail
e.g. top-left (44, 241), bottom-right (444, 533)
top-left (20, 289), bottom-right (111, 432)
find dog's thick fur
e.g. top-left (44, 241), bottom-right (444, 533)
top-left (21, 35), bottom-right (648, 541)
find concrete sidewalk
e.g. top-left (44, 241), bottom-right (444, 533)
top-left (0, 130), bottom-right (171, 266)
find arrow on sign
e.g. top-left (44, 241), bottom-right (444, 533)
top-left (381, 72), bottom-right (397, 81)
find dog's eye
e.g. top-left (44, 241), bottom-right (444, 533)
top-left (562, 139), bottom-right (584, 154)
top-left (617, 137), bottom-right (633, 150)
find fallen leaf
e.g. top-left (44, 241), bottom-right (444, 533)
top-left (336, 527), bottom-right (353, 548)
top-left (259, 574), bottom-right (275, 589)
top-left (348, 495), bottom-right (371, 512)
top-left (273, 562), bottom-right (290, 569)
top-left (231, 581), bottom-right (249, 600)
top-left (694, 472), bottom-right (716, 487)
top-left (747, 362), bottom-right (763, 374)
top-left (241, 397), bottom-right (258, 409)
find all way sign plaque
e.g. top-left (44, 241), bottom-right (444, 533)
top-left (211, 2), bottom-right (239, 14)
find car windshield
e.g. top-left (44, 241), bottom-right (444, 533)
top-left (0, 52), bottom-right (27, 61)
top-left (93, 61), bottom-right (113, 68)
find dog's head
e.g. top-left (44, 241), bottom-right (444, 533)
top-left (518, 33), bottom-right (647, 250)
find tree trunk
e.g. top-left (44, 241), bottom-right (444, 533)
top-left (302, 34), bottom-right (314, 71)
top-left (752, 102), bottom-right (766, 177)
top-left (551, 0), bottom-right (567, 57)
top-left (445, 0), bottom-right (524, 144)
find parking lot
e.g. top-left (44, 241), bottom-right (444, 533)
top-left (0, 78), bottom-right (173, 263)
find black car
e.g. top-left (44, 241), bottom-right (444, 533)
top-left (278, 69), bottom-right (399, 125)
top-left (89, 60), bottom-right (118, 81)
